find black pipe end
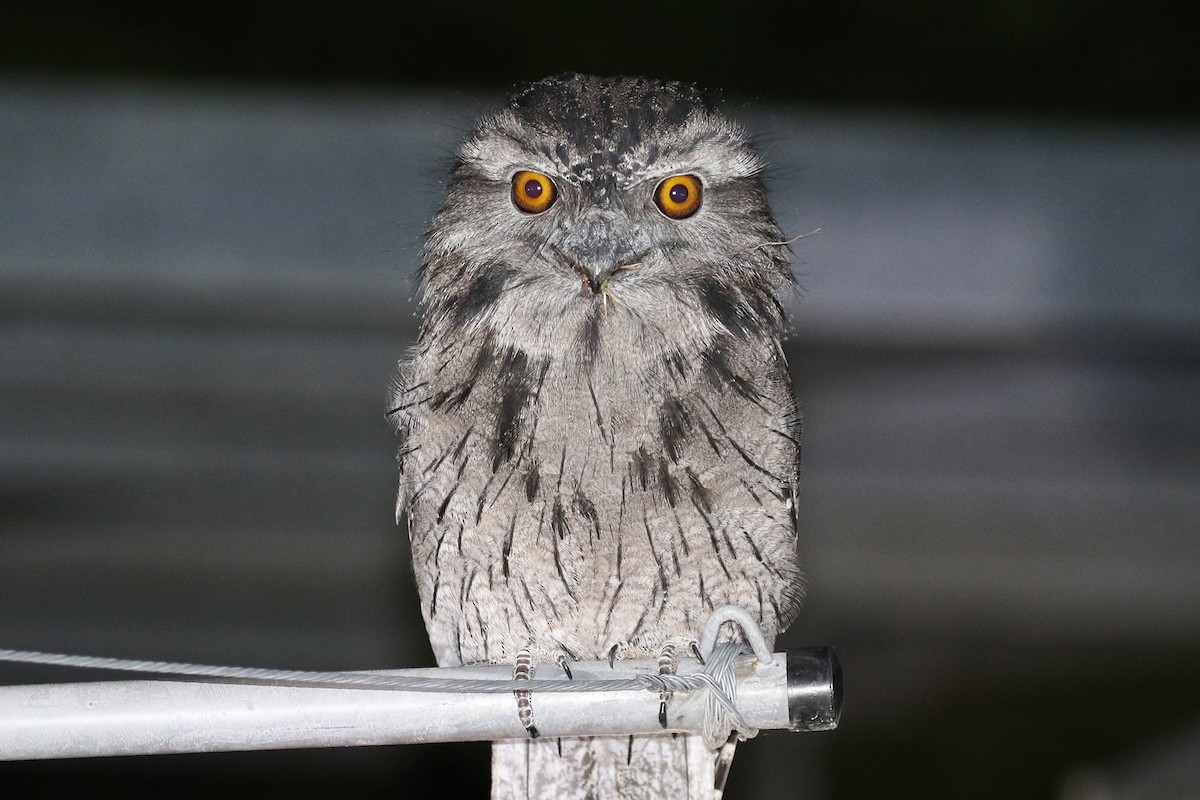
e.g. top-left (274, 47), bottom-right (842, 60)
top-left (786, 647), bottom-right (842, 731)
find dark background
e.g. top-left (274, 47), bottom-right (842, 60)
top-left (3, 1), bottom-right (1200, 119)
top-left (2, 3), bottom-right (1199, 799)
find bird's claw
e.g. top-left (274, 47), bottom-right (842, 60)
top-left (657, 640), bottom-right (682, 729)
top-left (512, 646), bottom-right (538, 738)
top-left (601, 638), bottom-right (698, 728)
top-left (512, 644), bottom-right (578, 738)
top-left (555, 650), bottom-right (574, 680)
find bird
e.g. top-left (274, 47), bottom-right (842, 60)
top-left (388, 73), bottom-right (804, 799)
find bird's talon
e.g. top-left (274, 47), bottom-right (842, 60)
top-left (555, 652), bottom-right (574, 680)
top-left (513, 646), bottom-right (537, 737)
top-left (657, 640), bottom-right (681, 730)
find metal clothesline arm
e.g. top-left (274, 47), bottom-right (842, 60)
top-left (0, 648), bottom-right (840, 761)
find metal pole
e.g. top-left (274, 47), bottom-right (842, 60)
top-left (0, 648), bottom-right (839, 761)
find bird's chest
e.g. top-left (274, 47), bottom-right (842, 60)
top-left (411, 358), bottom-right (667, 549)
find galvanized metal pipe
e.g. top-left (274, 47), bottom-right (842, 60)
top-left (0, 648), bottom-right (839, 760)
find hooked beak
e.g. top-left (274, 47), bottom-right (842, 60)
top-left (550, 243), bottom-right (648, 296)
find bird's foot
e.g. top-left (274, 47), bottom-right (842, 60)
top-left (655, 637), bottom-right (701, 729)
top-left (656, 641), bottom-right (679, 728)
top-left (512, 645), bottom-right (538, 739)
top-left (603, 637), bottom-right (699, 729)
top-left (510, 643), bottom-right (579, 739)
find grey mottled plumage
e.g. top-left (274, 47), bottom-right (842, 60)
top-left (390, 73), bottom-right (803, 798)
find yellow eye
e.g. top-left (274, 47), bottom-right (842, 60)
top-left (511, 170), bottom-right (557, 214)
top-left (654, 174), bottom-right (703, 219)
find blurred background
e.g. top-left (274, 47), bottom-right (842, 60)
top-left (1, 2), bottom-right (1198, 798)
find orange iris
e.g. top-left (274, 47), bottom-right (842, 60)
top-left (511, 170), bottom-right (557, 214)
top-left (654, 174), bottom-right (703, 219)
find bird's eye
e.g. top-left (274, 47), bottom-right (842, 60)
top-left (654, 174), bottom-right (703, 219)
top-left (511, 170), bottom-right (557, 214)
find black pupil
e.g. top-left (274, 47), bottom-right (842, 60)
top-left (669, 183), bottom-right (689, 204)
top-left (524, 179), bottom-right (543, 199)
